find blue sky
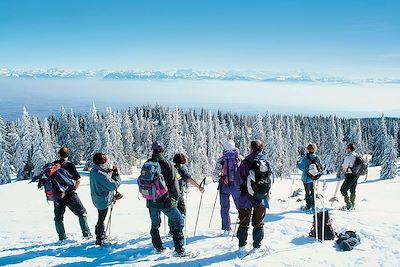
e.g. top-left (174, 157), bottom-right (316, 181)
top-left (1, 0), bottom-right (399, 78)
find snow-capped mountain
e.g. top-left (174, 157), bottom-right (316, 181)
top-left (1, 68), bottom-right (399, 84)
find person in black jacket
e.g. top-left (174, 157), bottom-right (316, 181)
top-left (53, 147), bottom-right (92, 241)
top-left (145, 141), bottom-right (185, 256)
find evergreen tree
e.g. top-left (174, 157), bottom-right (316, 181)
top-left (380, 135), bottom-right (398, 179)
top-left (251, 114), bottom-right (265, 140)
top-left (372, 115), bottom-right (388, 166)
top-left (0, 115), bottom-right (12, 184)
top-left (58, 106), bottom-right (69, 146)
top-left (84, 103), bottom-right (101, 164)
top-left (31, 117), bottom-right (47, 175)
top-left (121, 110), bottom-right (135, 170)
top-left (41, 118), bottom-right (56, 162)
top-left (15, 107), bottom-right (33, 180)
top-left (67, 110), bottom-right (84, 164)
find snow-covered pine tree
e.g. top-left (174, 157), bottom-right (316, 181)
top-left (0, 115), bottom-right (12, 184)
top-left (251, 114), bottom-right (265, 140)
top-left (121, 110), bottom-right (135, 171)
top-left (348, 119), bottom-right (363, 154)
top-left (83, 103), bottom-right (101, 164)
top-left (263, 113), bottom-right (276, 166)
top-left (15, 107), bottom-right (33, 180)
top-left (67, 110), bottom-right (84, 164)
top-left (41, 118), bottom-right (56, 162)
top-left (58, 106), bottom-right (69, 146)
top-left (380, 135), bottom-right (398, 179)
top-left (323, 116), bottom-right (338, 173)
top-left (372, 115), bottom-right (388, 166)
top-left (165, 107), bottom-right (185, 160)
top-left (31, 117), bottom-right (47, 175)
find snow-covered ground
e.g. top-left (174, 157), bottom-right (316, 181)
top-left (0, 166), bottom-right (399, 266)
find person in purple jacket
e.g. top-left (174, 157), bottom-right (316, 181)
top-left (212, 140), bottom-right (242, 235)
top-left (235, 139), bottom-right (268, 256)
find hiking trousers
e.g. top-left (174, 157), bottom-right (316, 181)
top-left (303, 182), bottom-right (315, 209)
top-left (168, 196), bottom-right (186, 235)
top-left (54, 192), bottom-right (91, 240)
top-left (149, 206), bottom-right (185, 252)
top-left (95, 208), bottom-right (109, 242)
top-left (237, 204), bottom-right (266, 248)
top-left (220, 181), bottom-right (240, 231)
top-left (340, 174), bottom-right (359, 198)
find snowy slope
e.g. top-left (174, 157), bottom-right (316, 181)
top-left (0, 166), bottom-right (399, 267)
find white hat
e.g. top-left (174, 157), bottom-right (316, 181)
top-left (223, 140), bottom-right (236, 151)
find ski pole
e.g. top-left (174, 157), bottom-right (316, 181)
top-left (105, 202), bottom-right (115, 238)
top-left (193, 177), bottom-right (207, 237)
top-left (285, 173), bottom-right (297, 209)
top-left (163, 214), bottom-right (167, 235)
top-left (329, 176), bottom-right (342, 206)
top-left (184, 183), bottom-right (188, 246)
top-left (231, 215), bottom-right (239, 241)
top-left (208, 185), bottom-right (220, 228)
top-left (313, 181), bottom-right (319, 243)
top-left (321, 180), bottom-right (326, 244)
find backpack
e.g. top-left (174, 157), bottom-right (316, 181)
top-left (308, 210), bottom-right (336, 240)
top-left (306, 155), bottom-right (323, 180)
top-left (336, 231), bottom-right (361, 251)
top-left (35, 162), bottom-right (75, 202)
top-left (138, 160), bottom-right (168, 201)
top-left (351, 156), bottom-right (367, 176)
top-left (246, 155), bottom-right (272, 200)
top-left (221, 150), bottom-right (239, 184)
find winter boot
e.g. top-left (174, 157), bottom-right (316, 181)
top-left (79, 215), bottom-right (92, 238)
top-left (350, 194), bottom-right (356, 210)
top-left (344, 196), bottom-right (352, 210)
top-left (55, 221), bottom-right (67, 241)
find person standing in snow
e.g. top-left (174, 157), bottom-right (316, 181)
top-left (53, 147), bottom-right (92, 241)
top-left (89, 153), bottom-right (122, 246)
top-left (235, 140), bottom-right (268, 256)
top-left (144, 141), bottom-right (186, 256)
top-left (340, 143), bottom-right (358, 210)
top-left (212, 140), bottom-right (242, 235)
top-left (297, 143), bottom-right (322, 212)
top-left (168, 153), bottom-right (205, 235)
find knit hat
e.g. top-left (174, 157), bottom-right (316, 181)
top-left (151, 141), bottom-right (164, 151)
top-left (222, 140), bottom-right (236, 151)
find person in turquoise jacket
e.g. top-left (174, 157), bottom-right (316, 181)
top-left (89, 152), bottom-right (121, 245)
top-left (297, 143), bottom-right (322, 211)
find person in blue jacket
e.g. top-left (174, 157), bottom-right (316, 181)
top-left (89, 152), bottom-right (122, 246)
top-left (297, 143), bottom-right (322, 212)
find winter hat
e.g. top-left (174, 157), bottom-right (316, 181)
top-left (222, 140), bottom-right (236, 151)
top-left (151, 141), bottom-right (164, 151)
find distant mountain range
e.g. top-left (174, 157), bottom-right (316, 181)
top-left (1, 68), bottom-right (399, 84)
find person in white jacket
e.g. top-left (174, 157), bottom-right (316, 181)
top-left (340, 144), bottom-right (358, 210)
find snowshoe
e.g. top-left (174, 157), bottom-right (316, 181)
top-left (237, 247), bottom-right (248, 259)
top-left (221, 230), bottom-right (230, 237)
top-left (155, 246), bottom-right (167, 254)
top-left (173, 250), bottom-right (199, 258)
top-left (240, 247), bottom-right (270, 261)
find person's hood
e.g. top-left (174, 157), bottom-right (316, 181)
top-left (222, 140), bottom-right (236, 151)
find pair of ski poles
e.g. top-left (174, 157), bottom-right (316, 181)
top-left (313, 179), bottom-right (327, 243)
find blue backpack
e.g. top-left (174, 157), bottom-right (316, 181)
top-left (34, 162), bottom-right (75, 202)
top-left (138, 161), bottom-right (168, 201)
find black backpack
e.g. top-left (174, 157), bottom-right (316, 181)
top-left (309, 210), bottom-right (336, 240)
top-left (351, 156), bottom-right (367, 176)
top-left (246, 156), bottom-right (272, 200)
top-left (336, 231), bottom-right (361, 251)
